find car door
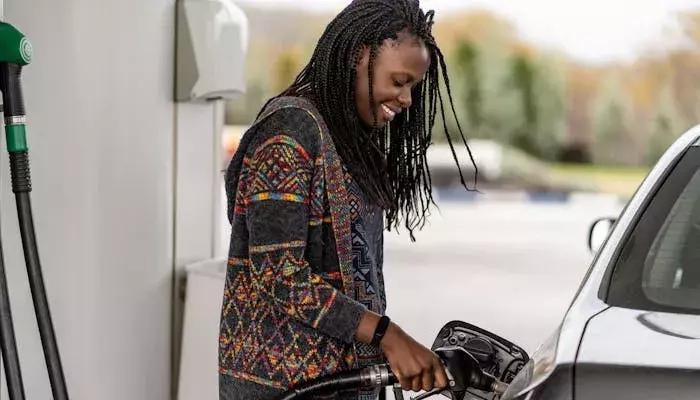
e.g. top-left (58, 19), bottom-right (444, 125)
top-left (575, 144), bottom-right (700, 400)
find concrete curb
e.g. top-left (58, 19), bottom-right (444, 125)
top-left (435, 187), bottom-right (630, 207)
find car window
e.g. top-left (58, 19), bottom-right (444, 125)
top-left (606, 146), bottom-right (700, 315)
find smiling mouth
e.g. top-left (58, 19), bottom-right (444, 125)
top-left (381, 104), bottom-right (397, 121)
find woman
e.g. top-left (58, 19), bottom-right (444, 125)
top-left (219, 0), bottom-right (478, 399)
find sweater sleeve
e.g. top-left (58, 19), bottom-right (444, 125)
top-left (243, 114), bottom-right (366, 344)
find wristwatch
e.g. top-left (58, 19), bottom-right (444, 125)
top-left (371, 315), bottom-right (391, 347)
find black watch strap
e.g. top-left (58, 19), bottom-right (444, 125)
top-left (371, 315), bottom-right (391, 347)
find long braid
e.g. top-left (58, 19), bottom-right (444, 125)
top-left (273, 0), bottom-right (478, 239)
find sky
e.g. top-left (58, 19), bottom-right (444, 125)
top-left (238, 0), bottom-right (700, 64)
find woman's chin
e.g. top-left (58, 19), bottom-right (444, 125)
top-left (356, 109), bottom-right (388, 131)
top-left (359, 118), bottom-right (386, 131)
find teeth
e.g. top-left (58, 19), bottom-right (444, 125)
top-left (382, 104), bottom-right (396, 120)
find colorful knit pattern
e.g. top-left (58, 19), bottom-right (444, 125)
top-left (220, 260), bottom-right (355, 389)
top-left (233, 158), bottom-right (250, 215)
top-left (245, 135), bottom-right (311, 205)
top-left (252, 249), bottom-right (338, 328)
top-left (315, 115), bottom-right (356, 296)
top-left (309, 156), bottom-right (326, 226)
top-left (248, 97), bottom-right (355, 296)
top-left (345, 171), bottom-right (386, 374)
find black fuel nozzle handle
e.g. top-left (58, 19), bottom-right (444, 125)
top-left (434, 346), bottom-right (509, 398)
top-left (0, 21), bottom-right (31, 120)
top-left (1, 63), bottom-right (31, 194)
top-left (0, 63), bottom-right (26, 119)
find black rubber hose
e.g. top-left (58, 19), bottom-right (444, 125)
top-left (2, 62), bottom-right (69, 400)
top-left (0, 224), bottom-right (26, 400)
top-left (15, 190), bottom-right (69, 400)
top-left (278, 368), bottom-right (398, 400)
top-left (278, 370), bottom-right (365, 400)
top-left (0, 62), bottom-right (28, 400)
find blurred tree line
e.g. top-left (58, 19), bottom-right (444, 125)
top-left (226, 8), bottom-right (700, 167)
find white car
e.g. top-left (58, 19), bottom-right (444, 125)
top-left (482, 124), bottom-right (700, 400)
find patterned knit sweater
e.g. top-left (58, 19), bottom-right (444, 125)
top-left (219, 97), bottom-right (387, 400)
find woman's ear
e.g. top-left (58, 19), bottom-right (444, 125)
top-left (355, 46), bottom-right (371, 69)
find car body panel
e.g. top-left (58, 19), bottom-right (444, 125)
top-left (574, 363), bottom-right (700, 400)
top-left (521, 365), bottom-right (573, 400)
top-left (578, 307), bottom-right (700, 369)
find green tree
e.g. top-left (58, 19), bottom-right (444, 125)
top-left (530, 56), bottom-right (567, 161)
top-left (646, 84), bottom-right (687, 165)
top-left (455, 40), bottom-right (483, 132)
top-left (507, 53), bottom-right (539, 156)
top-left (593, 76), bottom-right (632, 165)
top-left (595, 102), bottom-right (628, 165)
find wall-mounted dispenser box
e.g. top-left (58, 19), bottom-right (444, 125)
top-left (175, 0), bottom-right (248, 102)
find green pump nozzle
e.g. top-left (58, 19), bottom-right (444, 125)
top-left (0, 22), bottom-right (31, 155)
top-left (0, 22), bottom-right (33, 66)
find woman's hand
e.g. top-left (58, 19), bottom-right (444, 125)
top-left (356, 311), bottom-right (448, 392)
top-left (379, 323), bottom-right (448, 393)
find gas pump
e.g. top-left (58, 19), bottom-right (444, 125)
top-left (0, 21), bottom-right (69, 400)
top-left (0, 0), bottom-right (249, 398)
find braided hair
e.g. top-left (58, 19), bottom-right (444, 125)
top-left (269, 0), bottom-right (478, 239)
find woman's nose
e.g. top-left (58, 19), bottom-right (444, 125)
top-left (398, 88), bottom-right (412, 109)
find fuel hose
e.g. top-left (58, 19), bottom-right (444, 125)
top-left (0, 22), bottom-right (69, 400)
top-left (278, 364), bottom-right (397, 400)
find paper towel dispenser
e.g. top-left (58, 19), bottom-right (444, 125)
top-left (175, 0), bottom-right (248, 102)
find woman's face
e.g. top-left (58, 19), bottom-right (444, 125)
top-left (354, 33), bottom-right (431, 129)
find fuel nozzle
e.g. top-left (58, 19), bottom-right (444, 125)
top-left (0, 21), bottom-right (32, 127)
top-left (1, 22), bottom-right (33, 192)
top-left (435, 346), bottom-right (509, 398)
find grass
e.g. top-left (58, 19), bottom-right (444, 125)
top-left (547, 163), bottom-right (650, 197)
